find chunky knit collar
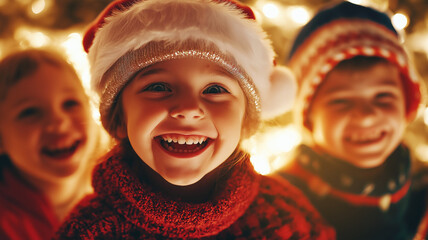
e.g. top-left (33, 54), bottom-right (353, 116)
top-left (92, 145), bottom-right (260, 238)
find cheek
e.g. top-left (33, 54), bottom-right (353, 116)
top-left (213, 102), bottom-right (245, 126)
top-left (125, 104), bottom-right (167, 144)
top-left (72, 110), bottom-right (93, 130)
top-left (2, 124), bottom-right (40, 155)
top-left (310, 108), bottom-right (346, 140)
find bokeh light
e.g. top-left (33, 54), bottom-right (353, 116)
top-left (262, 3), bottom-right (279, 19)
top-left (289, 6), bottom-right (310, 25)
top-left (392, 13), bottom-right (409, 30)
top-left (31, 0), bottom-right (46, 14)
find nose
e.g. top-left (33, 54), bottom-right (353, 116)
top-left (351, 101), bottom-right (378, 126)
top-left (44, 108), bottom-right (71, 133)
top-left (170, 94), bottom-right (205, 120)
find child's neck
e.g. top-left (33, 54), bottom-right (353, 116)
top-left (17, 167), bottom-right (92, 221)
top-left (132, 158), bottom-right (227, 204)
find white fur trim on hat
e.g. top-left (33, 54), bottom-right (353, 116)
top-left (262, 65), bottom-right (297, 119)
top-left (88, 0), bottom-right (296, 122)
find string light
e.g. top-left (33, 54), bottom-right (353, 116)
top-left (262, 3), bottom-right (279, 19)
top-left (392, 13), bottom-right (409, 30)
top-left (14, 28), bottom-right (51, 48)
top-left (243, 125), bottom-right (302, 174)
top-left (289, 6), bottom-right (310, 25)
top-left (31, 0), bottom-right (46, 14)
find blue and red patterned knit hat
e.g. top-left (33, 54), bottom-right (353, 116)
top-left (288, 1), bottom-right (421, 130)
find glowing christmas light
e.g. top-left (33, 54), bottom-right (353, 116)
top-left (392, 13), bottom-right (409, 30)
top-left (289, 6), bottom-right (310, 25)
top-left (262, 3), bottom-right (279, 19)
top-left (31, 0), bottom-right (45, 14)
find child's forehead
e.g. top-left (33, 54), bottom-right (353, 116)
top-left (5, 64), bottom-right (84, 98)
top-left (135, 58), bottom-right (237, 80)
top-left (321, 61), bottom-right (402, 92)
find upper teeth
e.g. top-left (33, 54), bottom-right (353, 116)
top-left (161, 135), bottom-right (207, 145)
top-left (349, 131), bottom-right (383, 142)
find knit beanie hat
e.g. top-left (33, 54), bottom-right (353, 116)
top-left (288, 1), bottom-right (421, 130)
top-left (83, 0), bottom-right (297, 138)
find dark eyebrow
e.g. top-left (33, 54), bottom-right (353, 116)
top-left (11, 98), bottom-right (32, 109)
top-left (379, 78), bottom-right (400, 86)
top-left (211, 65), bottom-right (238, 82)
top-left (325, 78), bottom-right (400, 94)
top-left (134, 68), bottom-right (166, 80)
top-left (11, 87), bottom-right (79, 108)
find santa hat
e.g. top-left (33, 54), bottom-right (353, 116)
top-left (83, 0), bottom-right (296, 138)
top-left (288, 1), bottom-right (421, 130)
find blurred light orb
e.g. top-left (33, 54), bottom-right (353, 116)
top-left (31, 0), bottom-right (45, 14)
top-left (392, 13), bottom-right (409, 30)
top-left (251, 155), bottom-right (271, 175)
top-left (423, 107), bottom-right (428, 126)
top-left (262, 3), bottom-right (279, 19)
top-left (243, 125), bottom-right (301, 174)
top-left (347, 0), bottom-right (363, 5)
top-left (61, 33), bottom-right (92, 92)
top-left (415, 144), bottom-right (428, 162)
top-left (289, 6), bottom-right (310, 25)
top-left (15, 29), bottom-right (51, 47)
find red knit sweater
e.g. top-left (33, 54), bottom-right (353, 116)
top-left (55, 145), bottom-right (335, 239)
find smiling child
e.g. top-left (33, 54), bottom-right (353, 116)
top-left (277, 2), bottom-right (424, 240)
top-left (54, 0), bottom-right (336, 239)
top-left (0, 48), bottom-right (106, 240)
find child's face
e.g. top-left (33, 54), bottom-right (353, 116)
top-left (0, 63), bottom-right (96, 183)
top-left (119, 58), bottom-right (246, 185)
top-left (308, 62), bottom-right (407, 168)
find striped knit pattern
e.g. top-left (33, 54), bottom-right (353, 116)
top-left (288, 2), bottom-right (421, 129)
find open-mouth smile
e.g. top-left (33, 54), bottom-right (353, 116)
top-left (156, 134), bottom-right (211, 157)
top-left (42, 140), bottom-right (81, 160)
top-left (346, 130), bottom-right (387, 144)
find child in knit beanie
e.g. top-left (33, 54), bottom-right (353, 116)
top-left (54, 0), bottom-right (335, 239)
top-left (277, 1), bottom-right (425, 240)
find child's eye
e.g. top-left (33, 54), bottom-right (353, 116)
top-left (328, 99), bottom-right (350, 106)
top-left (143, 82), bottom-right (171, 92)
top-left (376, 92), bottom-right (396, 101)
top-left (203, 84), bottom-right (229, 94)
top-left (17, 107), bottom-right (40, 120)
top-left (63, 99), bottom-right (81, 110)
top-left (375, 92), bottom-right (397, 106)
top-left (327, 98), bottom-right (353, 111)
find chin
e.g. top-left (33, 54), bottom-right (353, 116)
top-left (348, 157), bottom-right (387, 169)
top-left (163, 174), bottom-right (203, 186)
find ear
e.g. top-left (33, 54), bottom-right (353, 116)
top-left (115, 123), bottom-right (128, 140)
top-left (305, 112), bottom-right (314, 132)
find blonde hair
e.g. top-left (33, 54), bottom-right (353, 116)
top-left (0, 47), bottom-right (113, 169)
top-left (0, 48), bottom-right (83, 101)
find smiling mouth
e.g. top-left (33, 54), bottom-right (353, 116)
top-left (346, 131), bottom-right (387, 144)
top-left (42, 140), bottom-right (80, 159)
top-left (157, 134), bottom-right (210, 155)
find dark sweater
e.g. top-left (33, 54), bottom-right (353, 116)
top-left (54, 144), bottom-right (335, 239)
top-left (278, 144), bottom-right (426, 240)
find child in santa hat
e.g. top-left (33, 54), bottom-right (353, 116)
top-left (277, 1), bottom-right (425, 240)
top-left (54, 0), bottom-right (335, 239)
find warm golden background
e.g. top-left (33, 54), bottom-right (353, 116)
top-left (1, 0), bottom-right (427, 174)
